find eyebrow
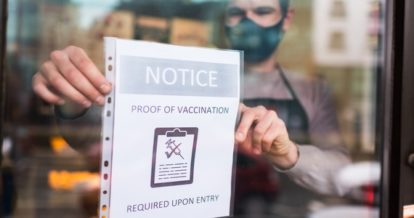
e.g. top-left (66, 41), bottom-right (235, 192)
top-left (226, 6), bottom-right (245, 14)
top-left (254, 6), bottom-right (276, 10)
top-left (227, 5), bottom-right (277, 11)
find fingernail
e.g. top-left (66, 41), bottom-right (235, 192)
top-left (82, 100), bottom-right (92, 108)
top-left (236, 132), bottom-right (244, 140)
top-left (95, 96), bottom-right (105, 105)
top-left (100, 83), bottom-right (111, 94)
top-left (253, 148), bottom-right (261, 155)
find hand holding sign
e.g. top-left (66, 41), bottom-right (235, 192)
top-left (32, 46), bottom-right (112, 108)
top-left (235, 103), bottom-right (299, 170)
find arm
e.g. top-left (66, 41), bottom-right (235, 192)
top-left (54, 104), bottom-right (102, 152)
top-left (235, 79), bottom-right (351, 196)
top-left (284, 79), bottom-right (351, 196)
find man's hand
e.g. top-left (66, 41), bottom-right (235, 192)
top-left (32, 46), bottom-right (112, 108)
top-left (235, 104), bottom-right (299, 170)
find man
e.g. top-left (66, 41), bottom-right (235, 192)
top-left (32, 0), bottom-right (351, 216)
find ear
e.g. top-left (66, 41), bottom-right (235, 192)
top-left (282, 7), bottom-right (295, 31)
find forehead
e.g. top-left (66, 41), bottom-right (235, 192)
top-left (228, 0), bottom-right (280, 8)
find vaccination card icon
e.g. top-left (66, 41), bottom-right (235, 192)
top-left (151, 127), bottom-right (198, 188)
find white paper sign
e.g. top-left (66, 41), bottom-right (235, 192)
top-left (99, 37), bottom-right (241, 218)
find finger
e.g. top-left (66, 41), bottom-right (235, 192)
top-left (41, 60), bottom-right (92, 108)
top-left (65, 46), bottom-right (112, 94)
top-left (50, 50), bottom-right (105, 105)
top-left (235, 105), bottom-right (267, 143)
top-left (237, 129), bottom-right (253, 152)
top-left (238, 103), bottom-right (247, 112)
top-left (32, 73), bottom-right (65, 105)
top-left (261, 119), bottom-right (283, 153)
top-left (266, 119), bottom-right (291, 156)
top-left (253, 110), bottom-right (277, 153)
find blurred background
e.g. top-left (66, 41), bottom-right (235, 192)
top-left (2, 0), bottom-right (381, 217)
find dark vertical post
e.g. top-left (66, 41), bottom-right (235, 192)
top-left (0, 0), bottom-right (7, 216)
top-left (400, 0), bottom-right (414, 208)
top-left (0, 0), bottom-right (8, 167)
top-left (379, 0), bottom-right (405, 217)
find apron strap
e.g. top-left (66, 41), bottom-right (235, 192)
top-left (277, 65), bottom-right (309, 123)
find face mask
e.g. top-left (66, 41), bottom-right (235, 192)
top-left (225, 18), bottom-right (285, 63)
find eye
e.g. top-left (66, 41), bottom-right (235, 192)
top-left (253, 7), bottom-right (276, 16)
top-left (226, 7), bottom-right (246, 17)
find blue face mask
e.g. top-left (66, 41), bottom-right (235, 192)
top-left (225, 18), bottom-right (285, 63)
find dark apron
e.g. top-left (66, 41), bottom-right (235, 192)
top-left (243, 68), bottom-right (310, 145)
top-left (234, 68), bottom-right (316, 217)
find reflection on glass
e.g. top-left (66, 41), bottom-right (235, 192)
top-left (330, 0), bottom-right (347, 18)
top-left (3, 0), bottom-right (382, 217)
top-left (136, 16), bottom-right (169, 42)
top-left (170, 18), bottom-right (212, 46)
top-left (329, 31), bottom-right (345, 51)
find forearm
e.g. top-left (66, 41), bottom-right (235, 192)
top-left (55, 105), bottom-right (102, 151)
top-left (280, 145), bottom-right (351, 196)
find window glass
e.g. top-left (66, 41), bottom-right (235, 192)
top-left (3, 0), bottom-right (381, 217)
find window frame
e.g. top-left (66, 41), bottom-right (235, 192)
top-left (379, 0), bottom-right (414, 217)
top-left (0, 0), bottom-right (8, 169)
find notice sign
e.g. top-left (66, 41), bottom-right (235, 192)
top-left (100, 37), bottom-right (241, 218)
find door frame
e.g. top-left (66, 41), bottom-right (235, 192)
top-left (0, 0), bottom-right (8, 215)
top-left (0, 0), bottom-right (8, 168)
top-left (399, 0), bottom-right (414, 212)
top-left (379, 0), bottom-right (414, 217)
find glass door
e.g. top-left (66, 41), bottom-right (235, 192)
top-left (0, 0), bottom-right (398, 217)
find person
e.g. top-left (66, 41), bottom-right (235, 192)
top-left (32, 0), bottom-right (351, 216)
top-left (224, 0), bottom-right (351, 215)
